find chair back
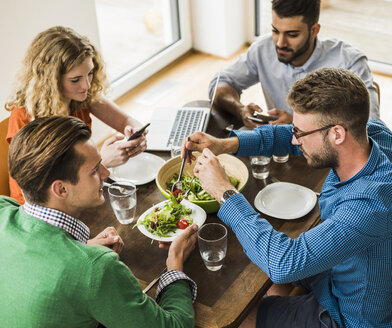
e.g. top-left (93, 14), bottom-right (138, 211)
top-left (373, 81), bottom-right (380, 105)
top-left (0, 118), bottom-right (10, 196)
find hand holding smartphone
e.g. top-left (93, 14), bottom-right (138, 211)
top-left (127, 123), bottom-right (150, 141)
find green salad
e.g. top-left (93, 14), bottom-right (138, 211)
top-left (166, 174), bottom-right (240, 201)
top-left (134, 193), bottom-right (193, 237)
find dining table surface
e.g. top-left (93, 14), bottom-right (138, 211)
top-left (83, 101), bottom-right (330, 328)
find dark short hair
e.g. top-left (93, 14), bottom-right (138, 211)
top-left (8, 116), bottom-right (91, 204)
top-left (287, 67), bottom-right (370, 141)
top-left (272, 0), bottom-right (321, 27)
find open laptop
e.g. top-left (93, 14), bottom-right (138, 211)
top-left (146, 72), bottom-right (220, 151)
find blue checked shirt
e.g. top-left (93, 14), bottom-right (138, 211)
top-left (220, 120), bottom-right (392, 327)
top-left (22, 202), bottom-right (197, 302)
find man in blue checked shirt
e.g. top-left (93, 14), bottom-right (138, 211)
top-left (183, 68), bottom-right (392, 327)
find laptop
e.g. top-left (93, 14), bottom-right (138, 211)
top-left (146, 72), bottom-right (220, 151)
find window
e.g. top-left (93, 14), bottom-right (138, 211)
top-left (95, 0), bottom-right (191, 98)
top-left (318, 0), bottom-right (392, 71)
top-left (255, 0), bottom-right (392, 72)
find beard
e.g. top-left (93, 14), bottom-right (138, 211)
top-left (276, 31), bottom-right (312, 64)
top-left (301, 137), bottom-right (339, 170)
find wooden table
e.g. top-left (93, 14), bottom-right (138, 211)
top-left (83, 103), bottom-right (329, 328)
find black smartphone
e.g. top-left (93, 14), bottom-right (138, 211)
top-left (247, 116), bottom-right (269, 124)
top-left (127, 123), bottom-right (150, 141)
top-left (253, 112), bottom-right (279, 121)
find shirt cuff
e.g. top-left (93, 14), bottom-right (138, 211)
top-left (218, 192), bottom-right (257, 228)
top-left (156, 270), bottom-right (197, 303)
top-left (229, 129), bottom-right (264, 157)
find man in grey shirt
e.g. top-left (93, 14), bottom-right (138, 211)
top-left (209, 0), bottom-right (379, 128)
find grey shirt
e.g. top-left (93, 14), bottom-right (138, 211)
top-left (209, 35), bottom-right (379, 120)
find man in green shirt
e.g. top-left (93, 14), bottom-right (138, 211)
top-left (0, 116), bottom-right (198, 327)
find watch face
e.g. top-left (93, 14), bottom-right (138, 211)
top-left (220, 189), bottom-right (239, 205)
top-left (222, 189), bottom-right (238, 201)
top-left (224, 190), bottom-right (237, 198)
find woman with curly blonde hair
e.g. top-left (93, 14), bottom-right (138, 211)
top-left (6, 26), bottom-right (147, 204)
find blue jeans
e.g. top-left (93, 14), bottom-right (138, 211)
top-left (256, 279), bottom-right (338, 328)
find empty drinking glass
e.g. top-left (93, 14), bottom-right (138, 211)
top-left (198, 223), bottom-right (227, 271)
top-left (108, 181), bottom-right (137, 224)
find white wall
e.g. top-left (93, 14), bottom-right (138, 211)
top-left (0, 0), bottom-right (100, 121)
top-left (190, 0), bottom-right (248, 58)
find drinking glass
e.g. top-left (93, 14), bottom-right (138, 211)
top-left (198, 223), bottom-right (227, 271)
top-left (170, 144), bottom-right (182, 158)
top-left (250, 156), bottom-right (271, 179)
top-left (272, 154), bottom-right (289, 163)
top-left (108, 181), bottom-right (137, 224)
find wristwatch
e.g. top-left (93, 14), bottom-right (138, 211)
top-left (219, 189), bottom-right (239, 206)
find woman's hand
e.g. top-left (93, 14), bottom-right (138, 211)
top-left (100, 131), bottom-right (147, 168)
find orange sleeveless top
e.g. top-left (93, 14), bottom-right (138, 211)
top-left (6, 107), bottom-right (92, 204)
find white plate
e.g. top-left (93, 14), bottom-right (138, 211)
top-left (254, 182), bottom-right (317, 220)
top-left (110, 153), bottom-right (165, 185)
top-left (137, 199), bottom-right (206, 242)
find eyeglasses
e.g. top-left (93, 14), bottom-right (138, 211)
top-left (291, 124), bottom-right (341, 140)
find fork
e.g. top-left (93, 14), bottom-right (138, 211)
top-left (171, 138), bottom-right (190, 194)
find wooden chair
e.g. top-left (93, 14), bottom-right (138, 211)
top-left (0, 118), bottom-right (10, 196)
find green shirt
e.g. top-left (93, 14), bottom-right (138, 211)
top-left (0, 197), bottom-right (194, 327)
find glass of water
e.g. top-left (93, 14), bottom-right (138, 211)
top-left (250, 156), bottom-right (271, 179)
top-left (272, 154), bottom-right (289, 163)
top-left (108, 181), bottom-right (137, 225)
top-left (170, 144), bottom-right (182, 158)
top-left (198, 223), bottom-right (227, 271)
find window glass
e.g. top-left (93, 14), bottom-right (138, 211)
top-left (255, 0), bottom-right (392, 65)
top-left (95, 0), bottom-right (181, 82)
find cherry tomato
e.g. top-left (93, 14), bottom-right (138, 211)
top-left (177, 219), bottom-right (189, 229)
top-left (173, 189), bottom-right (182, 197)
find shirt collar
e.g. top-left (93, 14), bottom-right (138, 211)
top-left (292, 37), bottom-right (322, 71)
top-left (326, 138), bottom-right (378, 188)
top-left (22, 202), bottom-right (90, 244)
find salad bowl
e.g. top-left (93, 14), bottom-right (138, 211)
top-left (156, 153), bottom-right (249, 213)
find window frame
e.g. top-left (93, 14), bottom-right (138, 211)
top-left (253, 0), bottom-right (392, 74)
top-left (106, 0), bottom-right (192, 100)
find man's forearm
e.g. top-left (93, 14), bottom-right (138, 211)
top-left (222, 137), bottom-right (240, 155)
top-left (215, 85), bottom-right (244, 119)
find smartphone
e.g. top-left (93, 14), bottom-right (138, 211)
top-left (247, 116), bottom-right (269, 124)
top-left (127, 123), bottom-right (150, 141)
top-left (253, 112), bottom-right (279, 121)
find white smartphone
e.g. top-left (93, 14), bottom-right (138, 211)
top-left (247, 116), bottom-right (269, 124)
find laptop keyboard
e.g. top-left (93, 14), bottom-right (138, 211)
top-left (167, 109), bottom-right (204, 147)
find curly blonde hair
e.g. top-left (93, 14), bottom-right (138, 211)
top-left (5, 26), bottom-right (109, 119)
